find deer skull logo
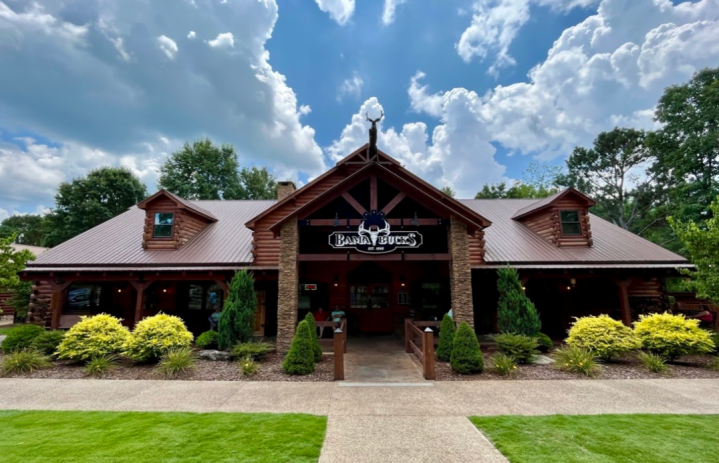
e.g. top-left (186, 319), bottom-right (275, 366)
top-left (358, 211), bottom-right (390, 247)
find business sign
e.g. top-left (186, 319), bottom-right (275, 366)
top-left (303, 284), bottom-right (317, 291)
top-left (329, 211), bottom-right (423, 254)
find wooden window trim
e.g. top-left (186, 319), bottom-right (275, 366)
top-left (153, 211), bottom-right (175, 240)
top-left (559, 209), bottom-right (582, 237)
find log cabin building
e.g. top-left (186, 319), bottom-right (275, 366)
top-left (20, 141), bottom-right (689, 351)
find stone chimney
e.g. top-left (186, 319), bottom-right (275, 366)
top-left (277, 181), bottom-right (296, 201)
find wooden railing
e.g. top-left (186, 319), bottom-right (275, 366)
top-left (317, 319), bottom-right (347, 380)
top-left (404, 318), bottom-right (440, 380)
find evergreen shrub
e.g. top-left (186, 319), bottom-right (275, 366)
top-left (232, 342), bottom-right (274, 360)
top-left (535, 333), bottom-right (553, 353)
top-left (31, 331), bottom-right (66, 356)
top-left (56, 314), bottom-right (130, 362)
top-left (282, 321), bottom-right (315, 375)
top-left (436, 314), bottom-right (456, 362)
top-left (494, 333), bottom-right (538, 364)
top-left (218, 270), bottom-right (257, 350)
top-left (1, 324), bottom-right (45, 353)
top-left (124, 313), bottom-right (194, 363)
top-left (450, 322), bottom-right (484, 374)
top-left (304, 312), bottom-right (322, 362)
top-left (496, 267), bottom-right (541, 336)
top-left (195, 330), bottom-right (219, 349)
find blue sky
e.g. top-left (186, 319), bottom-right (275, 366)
top-left (0, 0), bottom-right (717, 218)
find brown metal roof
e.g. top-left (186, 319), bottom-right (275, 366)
top-left (511, 187), bottom-right (596, 220)
top-left (27, 197), bottom-right (687, 271)
top-left (461, 199), bottom-right (687, 265)
top-left (137, 189), bottom-right (218, 222)
top-left (29, 200), bottom-right (275, 268)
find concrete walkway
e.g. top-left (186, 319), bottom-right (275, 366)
top-left (343, 336), bottom-right (425, 383)
top-left (1, 378), bottom-right (718, 462)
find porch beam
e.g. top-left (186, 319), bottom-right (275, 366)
top-left (48, 281), bottom-right (72, 330)
top-left (301, 218), bottom-right (444, 227)
top-left (614, 278), bottom-right (634, 326)
top-left (298, 253), bottom-right (450, 262)
top-left (341, 192), bottom-right (366, 216)
top-left (129, 281), bottom-right (154, 324)
top-left (214, 279), bottom-right (230, 301)
top-left (381, 192), bottom-right (406, 216)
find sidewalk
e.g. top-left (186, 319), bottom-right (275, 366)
top-left (2, 378), bottom-right (718, 462)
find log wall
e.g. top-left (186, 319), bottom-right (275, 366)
top-left (521, 197), bottom-right (592, 247)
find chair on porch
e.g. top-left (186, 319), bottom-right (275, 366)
top-left (676, 302), bottom-right (718, 330)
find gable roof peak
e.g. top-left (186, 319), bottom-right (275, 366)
top-left (137, 189), bottom-right (218, 222)
top-left (511, 187), bottom-right (596, 220)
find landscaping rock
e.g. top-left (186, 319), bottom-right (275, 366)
top-left (533, 355), bottom-right (555, 365)
top-left (197, 350), bottom-right (232, 361)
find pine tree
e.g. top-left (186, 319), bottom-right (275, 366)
top-left (496, 266), bottom-right (541, 336)
top-left (450, 322), bottom-right (484, 374)
top-left (436, 314), bottom-right (456, 362)
top-left (218, 270), bottom-right (257, 350)
top-left (282, 321), bottom-right (316, 375)
top-left (304, 312), bottom-right (323, 362)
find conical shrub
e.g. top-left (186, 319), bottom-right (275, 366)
top-left (218, 270), bottom-right (257, 350)
top-left (436, 314), bottom-right (456, 362)
top-left (450, 322), bottom-right (484, 374)
top-left (304, 312), bottom-right (323, 362)
top-left (497, 266), bottom-right (541, 336)
top-left (282, 320), bottom-right (316, 375)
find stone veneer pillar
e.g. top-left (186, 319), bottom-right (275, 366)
top-left (276, 220), bottom-right (299, 352)
top-left (448, 216), bottom-right (474, 328)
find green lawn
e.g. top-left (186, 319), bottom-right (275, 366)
top-left (0, 410), bottom-right (327, 463)
top-left (471, 414), bottom-right (719, 463)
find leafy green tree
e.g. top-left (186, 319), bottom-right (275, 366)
top-left (238, 166), bottom-right (278, 200)
top-left (496, 266), bottom-right (541, 336)
top-left (450, 322), bottom-right (484, 374)
top-left (669, 197), bottom-right (719, 303)
top-left (304, 312), bottom-right (323, 362)
top-left (556, 128), bottom-right (661, 233)
top-left (282, 320), bottom-right (316, 375)
top-left (0, 215), bottom-right (46, 246)
top-left (441, 186), bottom-right (456, 197)
top-left (436, 314), bottom-right (456, 362)
top-left (218, 270), bottom-right (257, 350)
top-left (0, 234), bottom-right (34, 291)
top-left (650, 67), bottom-right (719, 225)
top-left (476, 163), bottom-right (560, 199)
top-left (159, 139), bottom-right (242, 200)
top-left (43, 167), bottom-right (147, 247)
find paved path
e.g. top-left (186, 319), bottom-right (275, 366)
top-left (343, 336), bottom-right (425, 383)
top-left (2, 378), bottom-right (718, 462)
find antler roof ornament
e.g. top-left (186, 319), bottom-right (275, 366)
top-left (366, 110), bottom-right (383, 161)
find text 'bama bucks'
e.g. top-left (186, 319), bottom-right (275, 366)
top-left (328, 211), bottom-right (423, 254)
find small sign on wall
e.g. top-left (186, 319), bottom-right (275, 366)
top-left (397, 289), bottom-right (410, 305)
top-left (303, 284), bottom-right (318, 291)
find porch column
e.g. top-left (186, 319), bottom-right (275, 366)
top-left (277, 220), bottom-right (299, 352)
top-left (614, 278), bottom-right (634, 326)
top-left (448, 216), bottom-right (474, 328)
top-left (129, 281), bottom-right (153, 325)
top-left (49, 281), bottom-right (72, 330)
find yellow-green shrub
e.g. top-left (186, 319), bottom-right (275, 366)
top-left (566, 315), bottom-right (640, 361)
top-left (634, 312), bottom-right (714, 361)
top-left (124, 313), bottom-right (194, 362)
top-left (56, 314), bottom-right (130, 362)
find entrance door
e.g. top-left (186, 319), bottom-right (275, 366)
top-left (350, 284), bottom-right (394, 333)
top-left (254, 290), bottom-right (266, 336)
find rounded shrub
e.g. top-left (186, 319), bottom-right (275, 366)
top-left (436, 314), bottom-right (456, 362)
top-left (494, 333), bottom-right (538, 364)
top-left (450, 322), bottom-right (484, 374)
top-left (31, 331), bottom-right (66, 356)
top-left (56, 314), bottom-right (130, 362)
top-left (535, 333), bottom-right (553, 353)
top-left (634, 312), bottom-right (714, 361)
top-left (195, 330), bottom-right (219, 349)
top-left (1, 324), bottom-right (45, 353)
top-left (282, 320), bottom-right (315, 375)
top-left (124, 313), bottom-right (194, 363)
top-left (304, 312), bottom-right (322, 362)
top-left (566, 315), bottom-right (640, 361)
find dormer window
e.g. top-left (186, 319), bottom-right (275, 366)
top-left (153, 212), bottom-right (174, 238)
top-left (560, 210), bottom-right (582, 236)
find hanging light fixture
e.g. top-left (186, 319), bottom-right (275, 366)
top-left (334, 213), bottom-right (340, 227)
top-left (411, 212), bottom-right (419, 226)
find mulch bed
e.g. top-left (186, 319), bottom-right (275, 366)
top-left (436, 348), bottom-right (719, 381)
top-left (0, 352), bottom-right (334, 382)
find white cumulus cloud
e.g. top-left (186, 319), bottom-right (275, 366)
top-left (207, 32), bottom-right (234, 49)
top-left (157, 35), bottom-right (178, 59)
top-left (337, 73), bottom-right (364, 102)
top-left (382, 0), bottom-right (410, 25)
top-left (315, 0), bottom-right (355, 25)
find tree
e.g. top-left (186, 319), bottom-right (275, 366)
top-left (669, 197), bottom-right (719, 303)
top-left (0, 234), bottom-right (35, 291)
top-left (450, 322), bottom-right (484, 374)
top-left (281, 320), bottom-right (316, 375)
top-left (217, 270), bottom-right (257, 350)
top-left (441, 186), bottom-right (456, 197)
top-left (650, 67), bottom-right (719, 225)
top-left (475, 162), bottom-right (560, 199)
top-left (43, 167), bottom-right (147, 247)
top-left (556, 128), bottom-right (661, 232)
top-left (304, 312), bottom-right (323, 362)
top-left (0, 215), bottom-right (46, 246)
top-left (496, 266), bottom-right (541, 336)
top-left (436, 314), bottom-right (456, 362)
top-left (159, 139), bottom-right (242, 200)
top-left (238, 166), bottom-right (278, 200)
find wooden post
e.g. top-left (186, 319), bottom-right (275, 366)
top-left (49, 281), bottom-right (72, 330)
top-left (404, 318), bottom-right (413, 353)
top-left (422, 327), bottom-right (435, 380)
top-left (129, 281), bottom-right (154, 325)
top-left (214, 279), bottom-right (230, 303)
top-left (334, 328), bottom-right (344, 381)
top-left (615, 279), bottom-right (633, 326)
